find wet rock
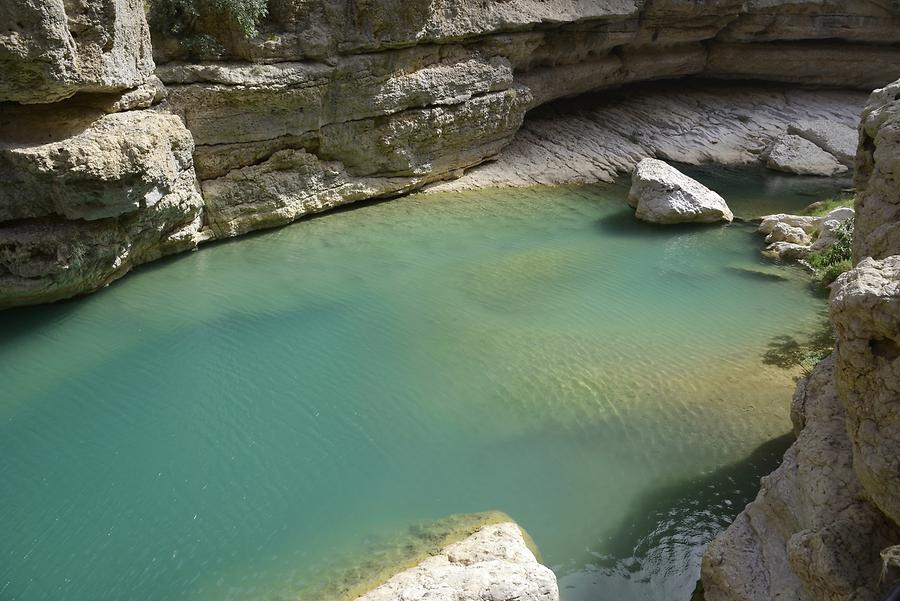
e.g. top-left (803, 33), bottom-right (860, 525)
top-left (627, 159), bottom-right (733, 224)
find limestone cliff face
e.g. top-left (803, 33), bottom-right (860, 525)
top-left (0, 0), bottom-right (204, 308)
top-left (702, 81), bottom-right (900, 601)
top-left (2, 0), bottom-right (900, 308)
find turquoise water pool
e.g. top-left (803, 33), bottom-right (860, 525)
top-left (0, 174), bottom-right (834, 601)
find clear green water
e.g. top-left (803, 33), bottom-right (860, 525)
top-left (1, 174), bottom-right (834, 601)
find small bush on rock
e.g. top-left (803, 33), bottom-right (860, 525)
top-left (806, 218), bottom-right (853, 286)
top-left (148, 0), bottom-right (267, 58)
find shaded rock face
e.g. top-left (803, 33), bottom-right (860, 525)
top-left (703, 80), bottom-right (900, 601)
top-left (353, 522), bottom-right (559, 601)
top-left (627, 159), bottom-right (733, 224)
top-left (855, 79), bottom-right (900, 263)
top-left (703, 357), bottom-right (900, 601)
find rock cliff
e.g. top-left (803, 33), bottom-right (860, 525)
top-left (702, 80), bottom-right (900, 601)
top-left (3, 1), bottom-right (900, 307)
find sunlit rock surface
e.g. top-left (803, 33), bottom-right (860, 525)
top-left (353, 522), bottom-right (559, 601)
top-left (431, 83), bottom-right (866, 191)
top-left (0, 0), bottom-right (154, 103)
top-left (767, 134), bottom-right (847, 177)
top-left (627, 158), bottom-right (733, 224)
top-left (855, 78), bottom-right (900, 263)
top-left (0, 105), bottom-right (204, 308)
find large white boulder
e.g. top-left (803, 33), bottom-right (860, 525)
top-left (627, 159), bottom-right (733, 224)
top-left (354, 522), bottom-right (559, 601)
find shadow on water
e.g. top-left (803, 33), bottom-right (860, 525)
top-left (560, 433), bottom-right (795, 601)
top-left (593, 209), bottom-right (737, 240)
top-left (761, 318), bottom-right (834, 376)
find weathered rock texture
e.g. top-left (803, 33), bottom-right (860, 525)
top-left (628, 158), bottom-right (733, 224)
top-left (856, 78), bottom-right (900, 263)
top-left (3, 0), bottom-right (900, 307)
top-left (430, 83), bottom-right (864, 192)
top-left (0, 0), bottom-right (155, 103)
top-left (702, 80), bottom-right (900, 601)
top-left (353, 522), bottom-right (559, 601)
top-left (0, 0), bottom-right (204, 309)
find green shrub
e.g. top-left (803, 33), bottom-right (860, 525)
top-left (806, 218), bottom-right (853, 286)
top-left (800, 196), bottom-right (854, 217)
top-left (148, 0), bottom-right (267, 57)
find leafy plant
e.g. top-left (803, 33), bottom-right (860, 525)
top-left (806, 218), bottom-right (854, 286)
top-left (800, 196), bottom-right (854, 217)
top-left (147, 0), bottom-right (267, 58)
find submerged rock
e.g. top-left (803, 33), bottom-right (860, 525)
top-left (353, 521), bottom-right (559, 601)
top-left (766, 134), bottom-right (847, 177)
top-left (627, 159), bottom-right (733, 224)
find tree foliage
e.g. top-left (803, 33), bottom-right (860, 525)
top-left (807, 218), bottom-right (854, 286)
top-left (148, 0), bottom-right (267, 57)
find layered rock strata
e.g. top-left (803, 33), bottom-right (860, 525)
top-left (3, 0), bottom-right (900, 307)
top-left (702, 80), bottom-right (900, 601)
top-left (0, 1), bottom-right (204, 308)
top-left (431, 82), bottom-right (864, 191)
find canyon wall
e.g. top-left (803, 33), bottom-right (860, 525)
top-left (3, 0), bottom-right (900, 307)
top-left (702, 80), bottom-right (900, 601)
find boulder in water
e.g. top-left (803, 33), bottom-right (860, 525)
top-left (627, 159), bottom-right (733, 224)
